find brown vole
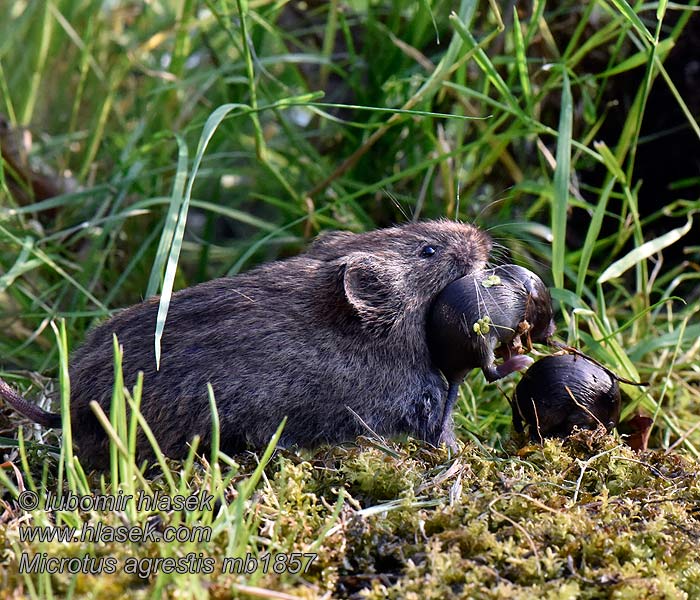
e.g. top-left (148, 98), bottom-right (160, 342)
top-left (1, 220), bottom-right (491, 467)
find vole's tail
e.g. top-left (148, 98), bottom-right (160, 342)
top-left (0, 377), bottom-right (62, 428)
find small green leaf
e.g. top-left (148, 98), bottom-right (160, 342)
top-left (594, 141), bottom-right (627, 183)
top-left (481, 275), bottom-right (502, 288)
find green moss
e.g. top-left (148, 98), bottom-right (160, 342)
top-left (325, 433), bottom-right (700, 598)
top-left (5, 429), bottom-right (700, 597)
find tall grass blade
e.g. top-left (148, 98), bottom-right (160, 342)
top-left (146, 133), bottom-right (188, 299)
top-left (576, 178), bottom-right (616, 297)
top-left (608, 0), bottom-right (655, 44)
top-left (154, 103), bottom-right (247, 370)
top-left (450, 15), bottom-right (522, 116)
top-left (551, 69), bottom-right (573, 289)
top-left (512, 6), bottom-right (532, 114)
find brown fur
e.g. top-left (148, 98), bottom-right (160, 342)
top-left (2, 220), bottom-right (491, 467)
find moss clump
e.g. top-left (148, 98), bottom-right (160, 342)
top-left (338, 440), bottom-right (442, 502)
top-left (324, 433), bottom-right (700, 598)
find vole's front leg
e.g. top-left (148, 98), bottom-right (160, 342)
top-left (435, 382), bottom-right (460, 451)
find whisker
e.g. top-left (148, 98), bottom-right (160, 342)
top-left (383, 188), bottom-right (410, 223)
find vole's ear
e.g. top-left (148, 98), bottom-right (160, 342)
top-left (341, 253), bottom-right (406, 335)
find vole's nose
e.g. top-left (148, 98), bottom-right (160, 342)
top-left (467, 228), bottom-right (492, 269)
top-left (460, 240), bottom-right (490, 273)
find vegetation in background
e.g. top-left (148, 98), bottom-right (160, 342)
top-left (1, 0), bottom-right (699, 597)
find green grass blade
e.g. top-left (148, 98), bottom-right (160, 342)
top-left (598, 216), bottom-right (694, 284)
top-left (21, 1), bottom-right (53, 125)
top-left (154, 103), bottom-right (248, 370)
top-left (0, 223), bottom-right (108, 312)
top-left (551, 68), bottom-right (573, 289)
top-left (511, 6), bottom-right (533, 114)
top-left (420, 0), bottom-right (440, 43)
top-left (146, 133), bottom-right (189, 299)
top-left (598, 37), bottom-right (674, 78)
top-left (594, 140), bottom-right (627, 183)
top-left (0, 237), bottom-right (40, 293)
top-left (575, 178), bottom-right (616, 298)
top-left (449, 13), bottom-right (522, 117)
top-left (656, 60), bottom-right (700, 141)
top-left (50, 319), bottom-right (77, 495)
top-left (608, 0), bottom-right (655, 44)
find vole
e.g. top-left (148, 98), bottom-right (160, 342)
top-left (1, 220), bottom-right (491, 467)
top-left (426, 264), bottom-right (555, 437)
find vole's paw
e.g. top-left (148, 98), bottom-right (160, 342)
top-left (438, 427), bottom-right (459, 453)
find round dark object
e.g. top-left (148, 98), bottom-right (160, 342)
top-left (427, 264), bottom-right (555, 385)
top-left (512, 353), bottom-right (622, 440)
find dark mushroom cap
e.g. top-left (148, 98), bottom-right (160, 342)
top-left (496, 265), bottom-right (555, 344)
top-left (426, 264), bottom-right (554, 383)
top-left (512, 353), bottom-right (622, 440)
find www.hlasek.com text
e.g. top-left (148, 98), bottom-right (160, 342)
top-left (19, 521), bottom-right (211, 544)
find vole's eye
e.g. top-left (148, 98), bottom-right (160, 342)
top-left (420, 245), bottom-right (437, 257)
